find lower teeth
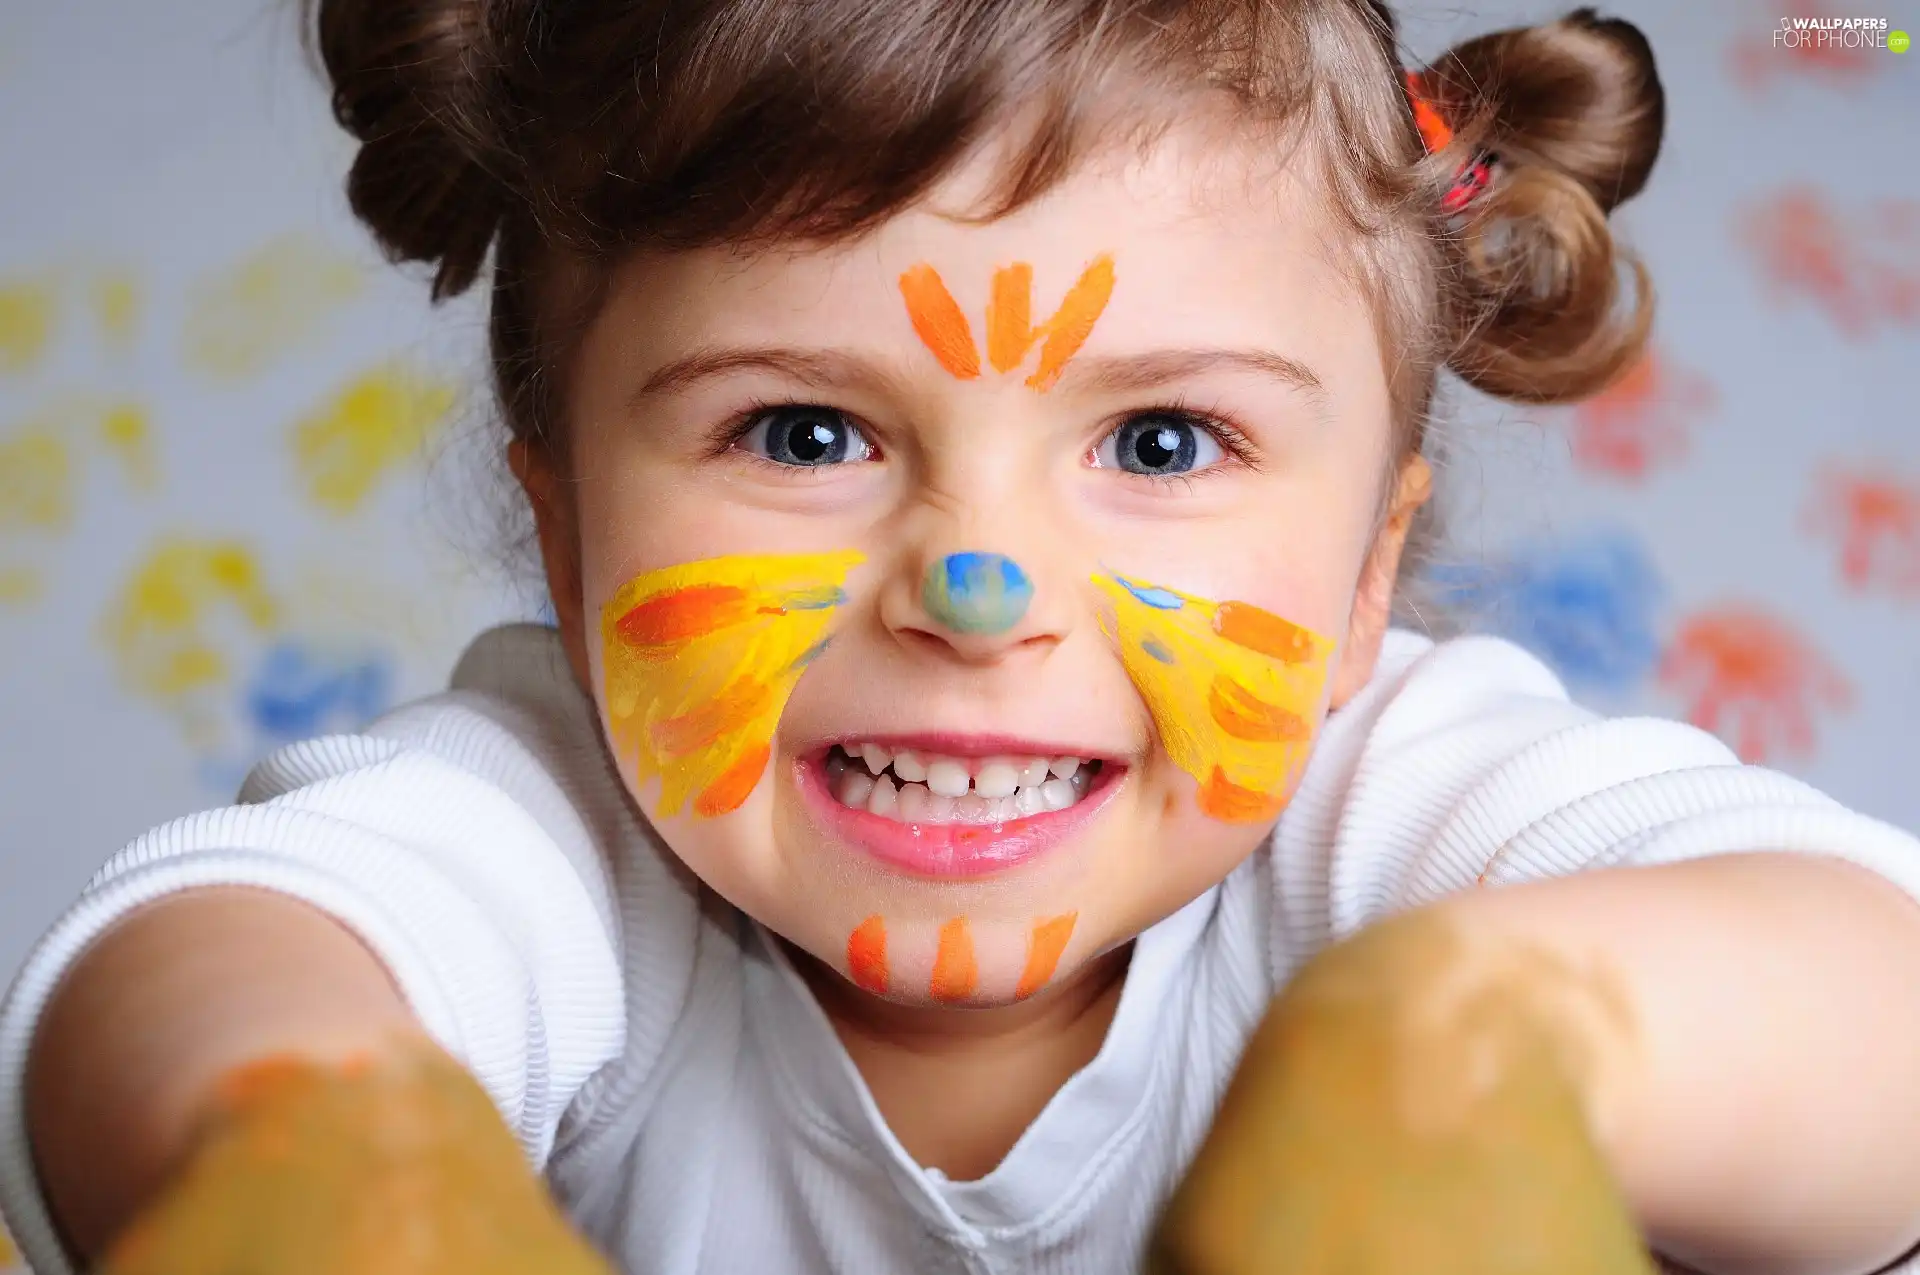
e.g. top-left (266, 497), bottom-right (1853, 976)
top-left (827, 749), bottom-right (1098, 824)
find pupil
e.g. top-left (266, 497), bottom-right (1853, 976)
top-left (1124, 418), bottom-right (1195, 474)
top-left (771, 410), bottom-right (846, 465)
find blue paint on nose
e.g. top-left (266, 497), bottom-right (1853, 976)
top-left (923, 552), bottom-right (1034, 635)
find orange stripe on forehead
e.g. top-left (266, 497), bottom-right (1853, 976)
top-left (1211, 600), bottom-right (1318, 665)
top-left (616, 583), bottom-right (755, 652)
top-left (898, 264), bottom-right (981, 380)
top-left (1026, 255), bottom-right (1115, 392)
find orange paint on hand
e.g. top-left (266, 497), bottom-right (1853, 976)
top-left (930, 917), bottom-right (978, 1002)
top-left (616, 583), bottom-right (755, 655)
top-left (1015, 914), bottom-right (1078, 1000)
top-left (1208, 677), bottom-right (1310, 744)
top-left (693, 740), bottom-right (771, 817)
top-left (899, 264), bottom-right (981, 380)
top-left (847, 915), bottom-right (889, 994)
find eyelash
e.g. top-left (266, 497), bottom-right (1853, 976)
top-left (706, 396), bottom-right (1261, 485)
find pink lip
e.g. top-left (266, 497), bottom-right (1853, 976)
top-left (793, 749), bottom-right (1126, 880)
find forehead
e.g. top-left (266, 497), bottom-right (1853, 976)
top-left (594, 122), bottom-right (1379, 392)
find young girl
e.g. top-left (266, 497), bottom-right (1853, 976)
top-left (6, 1), bottom-right (1920, 1272)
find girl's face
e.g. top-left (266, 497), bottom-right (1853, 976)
top-left (528, 125), bottom-right (1427, 1008)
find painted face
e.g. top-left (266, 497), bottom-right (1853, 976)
top-left (561, 122), bottom-right (1405, 1008)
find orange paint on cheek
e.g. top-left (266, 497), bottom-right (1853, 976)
top-left (1015, 913), bottom-right (1078, 1000)
top-left (898, 264), bottom-right (981, 380)
top-left (1198, 767), bottom-right (1289, 823)
top-left (691, 740), bottom-right (770, 817)
top-left (1207, 676), bottom-right (1311, 744)
top-left (1212, 600), bottom-right (1319, 665)
top-left (847, 915), bottom-right (889, 994)
top-left (930, 917), bottom-right (979, 1002)
top-left (650, 676), bottom-right (774, 756)
top-left (615, 583), bottom-right (755, 654)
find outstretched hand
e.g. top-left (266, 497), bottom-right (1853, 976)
top-left (1150, 910), bottom-right (1657, 1275)
top-left (101, 1041), bottom-right (613, 1275)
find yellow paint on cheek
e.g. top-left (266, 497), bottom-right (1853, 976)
top-left (600, 551), bottom-right (864, 818)
top-left (292, 363), bottom-right (458, 513)
top-left (1093, 573), bottom-right (1331, 823)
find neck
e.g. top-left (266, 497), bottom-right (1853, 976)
top-left (792, 941), bottom-right (1132, 1180)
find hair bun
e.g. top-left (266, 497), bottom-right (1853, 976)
top-left (1425, 8), bottom-right (1667, 404)
top-left (313, 0), bottom-right (504, 299)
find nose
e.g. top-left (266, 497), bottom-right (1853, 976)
top-left (883, 546), bottom-right (1067, 666)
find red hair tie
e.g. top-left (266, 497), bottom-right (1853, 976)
top-left (1404, 69), bottom-right (1495, 213)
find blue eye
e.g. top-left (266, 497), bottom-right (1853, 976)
top-left (739, 406), bottom-right (874, 466)
top-left (1094, 412), bottom-right (1225, 477)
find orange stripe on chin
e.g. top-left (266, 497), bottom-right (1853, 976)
top-left (847, 915), bottom-right (889, 994)
top-left (930, 916), bottom-right (979, 1002)
top-left (1015, 913), bottom-right (1078, 1000)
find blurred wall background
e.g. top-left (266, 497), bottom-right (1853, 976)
top-left (1, 0), bottom-right (1916, 1066)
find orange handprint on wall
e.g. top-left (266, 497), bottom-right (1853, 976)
top-left (1659, 607), bottom-right (1852, 763)
top-left (1569, 350), bottom-right (1715, 481)
top-left (1806, 467), bottom-right (1920, 596)
top-left (1742, 188), bottom-right (1920, 338)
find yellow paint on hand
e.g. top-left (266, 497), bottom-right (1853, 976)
top-left (0, 278), bottom-right (55, 376)
top-left (1153, 911), bottom-right (1650, 1275)
top-left (183, 235), bottom-right (363, 381)
top-left (0, 428), bottom-right (74, 532)
top-left (293, 363), bottom-right (458, 513)
top-left (99, 538), bottom-right (279, 706)
top-left (104, 1042), bottom-right (614, 1275)
top-left (601, 552), bottom-right (863, 818)
top-left (1094, 573), bottom-right (1331, 823)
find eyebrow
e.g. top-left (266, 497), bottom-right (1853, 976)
top-left (630, 343), bottom-right (1327, 405)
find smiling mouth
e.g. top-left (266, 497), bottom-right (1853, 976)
top-left (797, 738), bottom-right (1125, 879)
top-left (823, 743), bottom-right (1104, 824)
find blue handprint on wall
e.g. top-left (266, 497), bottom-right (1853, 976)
top-left (1427, 528), bottom-right (1668, 696)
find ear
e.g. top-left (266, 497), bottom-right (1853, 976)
top-left (507, 438), bottom-right (593, 691)
top-left (1329, 454), bottom-right (1432, 709)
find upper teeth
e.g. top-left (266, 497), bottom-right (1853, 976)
top-left (826, 743), bottom-right (1100, 824)
top-left (842, 744), bottom-right (1086, 797)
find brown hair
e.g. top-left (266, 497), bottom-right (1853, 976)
top-left (312, 0), bottom-right (1663, 488)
